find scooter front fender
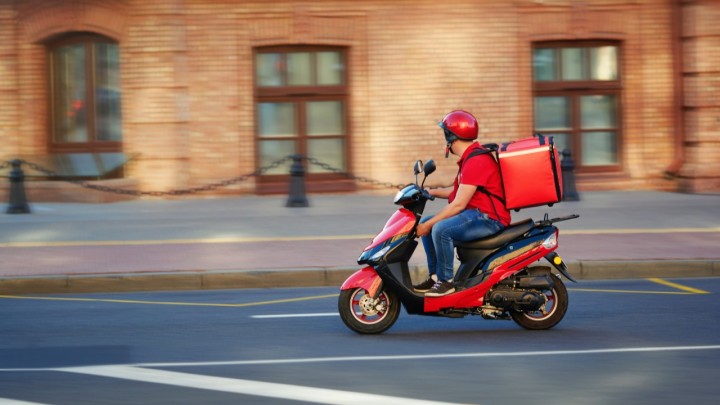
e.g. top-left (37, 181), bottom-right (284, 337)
top-left (340, 266), bottom-right (381, 292)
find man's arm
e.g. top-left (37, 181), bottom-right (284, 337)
top-left (416, 184), bottom-right (476, 237)
top-left (428, 187), bottom-right (452, 199)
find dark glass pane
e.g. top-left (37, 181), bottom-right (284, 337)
top-left (533, 48), bottom-right (556, 81)
top-left (94, 42), bottom-right (122, 141)
top-left (287, 52), bottom-right (312, 86)
top-left (534, 97), bottom-right (570, 130)
top-left (52, 44), bottom-right (88, 143)
top-left (259, 139), bottom-right (295, 174)
top-left (256, 53), bottom-right (284, 87)
top-left (561, 48), bottom-right (586, 80)
top-left (581, 131), bottom-right (618, 166)
top-left (308, 138), bottom-right (345, 173)
top-left (317, 51), bottom-right (343, 85)
top-left (257, 102), bottom-right (296, 137)
top-left (581, 95), bottom-right (617, 129)
top-left (307, 101), bottom-right (344, 136)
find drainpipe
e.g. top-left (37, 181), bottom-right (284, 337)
top-left (665, 0), bottom-right (685, 178)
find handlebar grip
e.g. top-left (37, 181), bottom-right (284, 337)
top-left (423, 189), bottom-right (435, 201)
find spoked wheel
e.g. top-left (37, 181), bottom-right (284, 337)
top-left (338, 287), bottom-right (400, 334)
top-left (510, 273), bottom-right (568, 330)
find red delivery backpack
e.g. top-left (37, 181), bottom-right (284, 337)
top-left (498, 134), bottom-right (563, 210)
top-left (468, 134), bottom-right (563, 211)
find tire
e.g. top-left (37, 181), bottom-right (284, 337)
top-left (510, 273), bottom-right (568, 330)
top-left (338, 287), bottom-right (400, 334)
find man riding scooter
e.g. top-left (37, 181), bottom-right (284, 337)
top-left (414, 110), bottom-right (511, 297)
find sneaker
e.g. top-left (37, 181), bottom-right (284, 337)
top-left (425, 280), bottom-right (455, 297)
top-left (413, 276), bottom-right (436, 292)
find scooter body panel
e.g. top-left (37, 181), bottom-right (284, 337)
top-left (424, 229), bottom-right (558, 313)
top-left (363, 208), bottom-right (415, 251)
top-left (348, 225), bottom-right (561, 315)
top-left (340, 266), bottom-right (380, 291)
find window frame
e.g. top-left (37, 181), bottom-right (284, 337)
top-left (254, 45), bottom-right (352, 189)
top-left (532, 40), bottom-right (623, 173)
top-left (47, 33), bottom-right (123, 154)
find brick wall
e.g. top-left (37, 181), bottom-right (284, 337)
top-left (1, 0), bottom-right (717, 200)
top-left (679, 0), bottom-right (720, 192)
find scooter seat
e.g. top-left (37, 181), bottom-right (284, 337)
top-left (455, 218), bottom-right (534, 249)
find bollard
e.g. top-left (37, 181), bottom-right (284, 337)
top-left (286, 154), bottom-right (309, 207)
top-left (561, 149), bottom-right (580, 201)
top-left (7, 159), bottom-right (31, 214)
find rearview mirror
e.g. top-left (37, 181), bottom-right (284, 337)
top-left (413, 160), bottom-right (424, 175)
top-left (423, 160), bottom-right (436, 176)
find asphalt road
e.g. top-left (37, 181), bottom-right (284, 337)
top-left (1, 278), bottom-right (719, 405)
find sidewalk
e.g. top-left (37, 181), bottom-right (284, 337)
top-left (1, 190), bottom-right (719, 294)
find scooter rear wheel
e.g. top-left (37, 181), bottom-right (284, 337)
top-left (338, 287), bottom-right (400, 334)
top-left (510, 273), bottom-right (568, 330)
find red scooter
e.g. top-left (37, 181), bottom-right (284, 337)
top-left (338, 159), bottom-right (578, 334)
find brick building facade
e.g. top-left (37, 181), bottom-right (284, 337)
top-left (0, 0), bottom-right (718, 201)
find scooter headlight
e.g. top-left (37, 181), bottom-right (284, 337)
top-left (393, 189), bottom-right (405, 204)
top-left (369, 245), bottom-right (391, 262)
top-left (542, 232), bottom-right (558, 249)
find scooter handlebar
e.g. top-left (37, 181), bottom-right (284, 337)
top-left (421, 189), bottom-right (435, 201)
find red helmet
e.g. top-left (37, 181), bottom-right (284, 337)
top-left (440, 110), bottom-right (478, 140)
top-left (439, 110), bottom-right (478, 157)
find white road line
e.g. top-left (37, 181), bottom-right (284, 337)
top-left (251, 312), bottom-right (339, 319)
top-left (2, 345), bottom-right (719, 373)
top-left (136, 344), bottom-right (720, 368)
top-left (0, 399), bottom-right (54, 405)
top-left (58, 365), bottom-right (467, 405)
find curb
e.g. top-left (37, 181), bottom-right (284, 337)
top-left (1, 260), bottom-right (719, 294)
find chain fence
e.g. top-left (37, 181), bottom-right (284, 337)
top-left (1, 155), bottom-right (436, 197)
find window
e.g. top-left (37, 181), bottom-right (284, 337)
top-left (48, 34), bottom-right (122, 153)
top-left (254, 47), bottom-right (348, 185)
top-left (532, 42), bottom-right (621, 170)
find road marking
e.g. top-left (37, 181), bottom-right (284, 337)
top-left (59, 365), bottom-right (465, 405)
top-left (563, 227), bottom-right (720, 235)
top-left (0, 226), bottom-right (718, 248)
top-left (0, 399), bottom-right (53, 405)
top-left (252, 312), bottom-right (339, 318)
top-left (2, 345), bottom-right (719, 373)
top-left (646, 278), bottom-right (711, 294)
top-left (568, 288), bottom-right (697, 295)
top-left (133, 345), bottom-right (720, 368)
top-left (0, 293), bottom-right (338, 308)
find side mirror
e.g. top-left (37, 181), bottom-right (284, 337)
top-left (413, 160), bottom-right (424, 176)
top-left (423, 160), bottom-right (436, 176)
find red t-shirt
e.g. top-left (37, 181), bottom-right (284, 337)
top-left (448, 143), bottom-right (512, 226)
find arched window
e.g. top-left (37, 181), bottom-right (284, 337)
top-left (532, 41), bottom-right (622, 171)
top-left (254, 46), bottom-right (350, 192)
top-left (48, 33), bottom-right (122, 153)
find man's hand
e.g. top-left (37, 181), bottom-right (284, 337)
top-left (416, 222), bottom-right (432, 237)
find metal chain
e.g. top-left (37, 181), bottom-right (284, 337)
top-left (304, 157), bottom-right (405, 190)
top-left (17, 155), bottom-right (294, 197)
top-left (12, 155), bottom-right (437, 195)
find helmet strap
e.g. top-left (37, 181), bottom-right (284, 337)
top-left (441, 124), bottom-right (460, 158)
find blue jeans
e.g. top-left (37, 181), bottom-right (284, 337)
top-left (420, 209), bottom-right (504, 282)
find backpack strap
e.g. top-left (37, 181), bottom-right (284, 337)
top-left (459, 147), bottom-right (506, 208)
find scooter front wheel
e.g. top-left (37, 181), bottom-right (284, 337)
top-left (338, 287), bottom-right (400, 334)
